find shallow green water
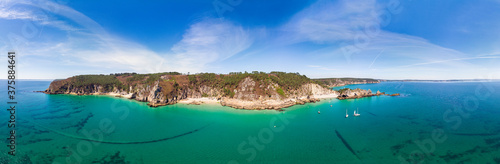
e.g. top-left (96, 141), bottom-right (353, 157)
top-left (1, 81), bottom-right (500, 163)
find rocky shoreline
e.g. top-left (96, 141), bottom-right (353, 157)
top-left (42, 87), bottom-right (399, 110)
top-left (43, 88), bottom-right (337, 110)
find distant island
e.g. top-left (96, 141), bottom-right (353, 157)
top-left (43, 72), bottom-right (397, 110)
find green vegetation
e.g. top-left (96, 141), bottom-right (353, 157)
top-left (188, 75), bottom-right (197, 84)
top-left (230, 90), bottom-right (235, 98)
top-left (268, 72), bottom-right (310, 90)
top-left (276, 87), bottom-right (285, 97)
top-left (223, 88), bottom-right (235, 98)
top-left (199, 73), bottom-right (219, 87)
top-left (126, 74), bottom-right (146, 82)
top-left (71, 75), bottom-right (124, 92)
top-left (145, 73), bottom-right (161, 85)
top-left (337, 88), bottom-right (350, 94)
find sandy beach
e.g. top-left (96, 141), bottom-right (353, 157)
top-left (178, 97), bottom-right (220, 105)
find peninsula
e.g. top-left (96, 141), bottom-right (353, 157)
top-left (43, 72), bottom-right (393, 110)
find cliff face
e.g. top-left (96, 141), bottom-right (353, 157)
top-left (44, 72), bottom-right (338, 110)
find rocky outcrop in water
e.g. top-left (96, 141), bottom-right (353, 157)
top-left (337, 88), bottom-right (399, 100)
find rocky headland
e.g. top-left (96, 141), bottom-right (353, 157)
top-left (43, 72), bottom-right (338, 110)
top-left (43, 72), bottom-right (397, 110)
top-left (336, 88), bottom-right (399, 100)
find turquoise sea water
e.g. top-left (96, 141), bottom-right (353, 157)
top-left (1, 81), bottom-right (500, 163)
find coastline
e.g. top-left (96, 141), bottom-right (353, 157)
top-left (42, 82), bottom-right (401, 110)
top-left (42, 73), bottom-right (398, 110)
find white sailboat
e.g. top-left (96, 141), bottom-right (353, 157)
top-left (345, 109), bottom-right (348, 118)
top-left (354, 108), bottom-right (360, 117)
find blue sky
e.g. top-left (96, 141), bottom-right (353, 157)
top-left (1, 0), bottom-right (499, 80)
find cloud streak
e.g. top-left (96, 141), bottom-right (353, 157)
top-left (268, 0), bottom-right (489, 79)
top-left (171, 19), bottom-right (253, 72)
top-left (281, 0), bottom-right (380, 44)
top-left (399, 56), bottom-right (500, 68)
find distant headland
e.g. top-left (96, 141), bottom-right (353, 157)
top-left (43, 72), bottom-right (397, 110)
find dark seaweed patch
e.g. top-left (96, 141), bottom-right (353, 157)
top-left (439, 146), bottom-right (481, 163)
top-left (36, 153), bottom-right (57, 164)
top-left (390, 140), bottom-right (415, 155)
top-left (451, 133), bottom-right (498, 136)
top-left (62, 113), bottom-right (94, 132)
top-left (439, 150), bottom-right (462, 163)
top-left (457, 158), bottom-right (471, 164)
top-left (31, 106), bottom-right (70, 117)
top-left (19, 154), bottom-right (32, 164)
top-left (494, 157), bottom-right (500, 164)
top-left (24, 139), bottom-right (53, 145)
top-left (33, 108), bottom-right (85, 120)
top-left (484, 136), bottom-right (500, 145)
top-left (31, 104), bottom-right (84, 118)
top-left (34, 130), bottom-right (50, 135)
top-left (91, 151), bottom-right (128, 164)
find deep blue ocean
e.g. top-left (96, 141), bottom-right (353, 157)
top-left (1, 81), bottom-right (500, 163)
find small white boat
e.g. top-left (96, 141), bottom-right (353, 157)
top-left (354, 108), bottom-right (360, 117)
top-left (345, 109), bottom-right (348, 118)
top-left (318, 111), bottom-right (321, 114)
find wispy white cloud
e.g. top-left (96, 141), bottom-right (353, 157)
top-left (399, 56), bottom-right (500, 68)
top-left (274, 0), bottom-right (485, 79)
top-left (0, 1), bottom-right (79, 31)
top-left (0, 8), bottom-right (34, 20)
top-left (281, 0), bottom-right (379, 44)
top-left (171, 19), bottom-right (253, 72)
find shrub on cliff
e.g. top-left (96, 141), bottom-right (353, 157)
top-left (71, 75), bottom-right (124, 92)
top-left (276, 87), bottom-right (285, 97)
